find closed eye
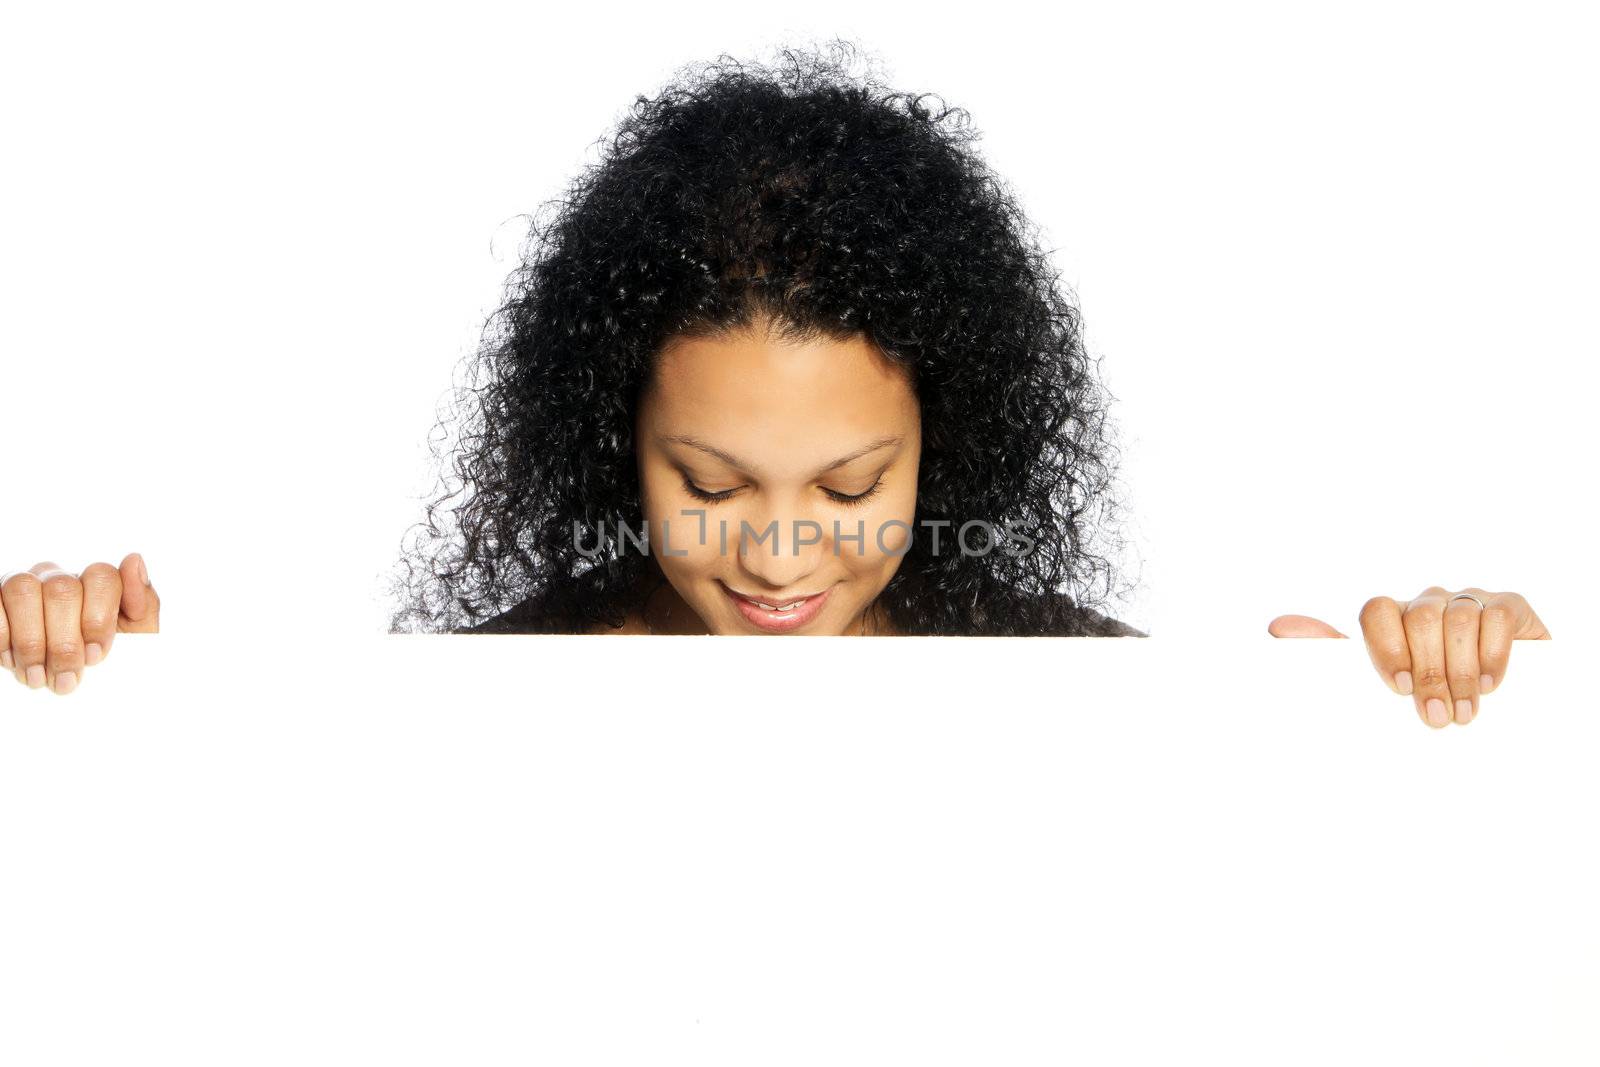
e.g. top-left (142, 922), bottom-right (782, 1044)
top-left (681, 478), bottom-right (885, 507)
top-left (681, 479), bottom-right (737, 503)
top-left (824, 480), bottom-right (884, 507)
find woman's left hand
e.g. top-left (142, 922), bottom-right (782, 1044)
top-left (1268, 587), bottom-right (1551, 728)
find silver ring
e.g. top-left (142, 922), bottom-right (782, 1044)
top-left (1449, 592), bottom-right (1487, 610)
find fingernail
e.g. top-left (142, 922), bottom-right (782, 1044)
top-left (1480, 673), bottom-right (1494, 693)
top-left (53, 671), bottom-right (78, 695)
top-left (0, 649), bottom-right (12, 670)
top-left (1427, 697), bottom-right (1449, 727)
top-left (85, 642), bottom-right (104, 666)
top-left (137, 554), bottom-right (150, 586)
top-left (1455, 698), bottom-right (1473, 724)
top-left (26, 664), bottom-right (46, 689)
top-left (1395, 670), bottom-right (1413, 695)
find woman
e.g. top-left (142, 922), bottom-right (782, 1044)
top-left (388, 43), bottom-right (1144, 641)
top-left (3, 45), bottom-right (1551, 724)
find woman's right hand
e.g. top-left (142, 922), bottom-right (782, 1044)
top-left (2, 553), bottom-right (160, 695)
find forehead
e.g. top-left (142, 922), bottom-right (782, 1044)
top-left (642, 327), bottom-right (919, 443)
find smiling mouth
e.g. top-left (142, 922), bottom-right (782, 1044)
top-left (719, 581), bottom-right (835, 633)
top-left (724, 586), bottom-right (826, 611)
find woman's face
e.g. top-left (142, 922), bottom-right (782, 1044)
top-left (635, 321), bottom-right (921, 635)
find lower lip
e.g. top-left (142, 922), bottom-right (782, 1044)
top-left (723, 583), bottom-right (833, 633)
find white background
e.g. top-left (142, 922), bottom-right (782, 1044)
top-left (2, 0), bottom-right (1596, 1063)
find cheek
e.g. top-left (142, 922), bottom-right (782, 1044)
top-left (638, 459), bottom-right (727, 571)
top-left (645, 509), bottom-right (726, 579)
top-left (836, 487), bottom-right (917, 578)
top-left (638, 451), bottom-right (727, 601)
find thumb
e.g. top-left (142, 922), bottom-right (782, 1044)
top-left (1268, 613), bottom-right (1348, 638)
top-left (117, 552), bottom-right (160, 633)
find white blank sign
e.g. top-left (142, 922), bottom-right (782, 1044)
top-left (1, 633), bottom-right (1589, 1065)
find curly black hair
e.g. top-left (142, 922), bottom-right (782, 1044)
top-left (386, 39), bottom-right (1142, 637)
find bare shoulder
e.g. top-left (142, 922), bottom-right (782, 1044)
top-left (1077, 605), bottom-right (1147, 637)
top-left (1082, 611), bottom-right (1147, 637)
top-left (1055, 593), bottom-right (1147, 637)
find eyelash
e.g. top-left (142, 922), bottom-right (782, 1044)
top-left (681, 477), bottom-right (885, 508)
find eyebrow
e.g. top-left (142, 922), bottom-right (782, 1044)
top-left (658, 433), bottom-right (904, 476)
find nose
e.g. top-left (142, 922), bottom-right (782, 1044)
top-left (736, 507), bottom-right (825, 591)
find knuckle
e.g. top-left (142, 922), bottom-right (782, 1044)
top-left (79, 563), bottom-right (120, 593)
top-left (41, 574), bottom-right (81, 601)
top-left (2, 573), bottom-right (41, 598)
top-left (1404, 605), bottom-right (1443, 632)
top-left (80, 610), bottom-right (114, 635)
top-left (1414, 664), bottom-right (1447, 689)
top-left (1482, 604), bottom-right (1516, 632)
top-left (1360, 596), bottom-right (1397, 621)
top-left (48, 639), bottom-right (83, 661)
top-left (1376, 643), bottom-right (1411, 665)
top-left (11, 635), bottom-right (46, 662)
